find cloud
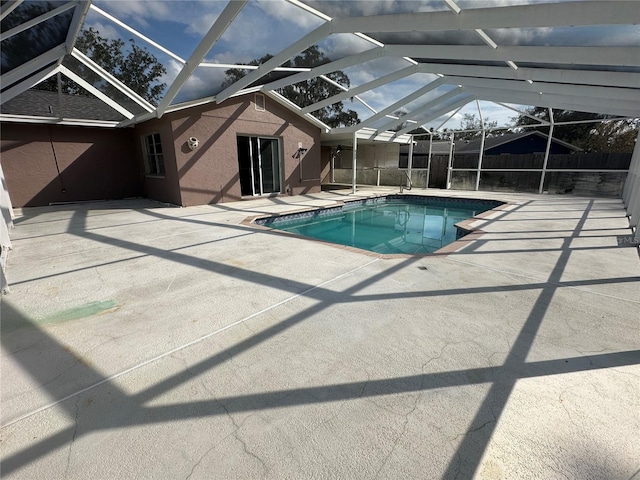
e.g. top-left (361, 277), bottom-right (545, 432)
top-left (255, 0), bottom-right (324, 31)
top-left (82, 20), bottom-right (121, 41)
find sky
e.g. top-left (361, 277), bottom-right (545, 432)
top-left (82, 0), bottom-right (640, 130)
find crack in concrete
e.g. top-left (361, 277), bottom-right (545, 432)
top-left (185, 443), bottom-right (217, 480)
top-left (558, 389), bottom-right (580, 430)
top-left (63, 399), bottom-right (80, 479)
top-left (373, 382), bottom-right (422, 479)
top-left (233, 429), bottom-right (269, 476)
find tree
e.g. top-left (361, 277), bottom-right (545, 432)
top-left (513, 107), bottom-right (638, 153)
top-left (37, 27), bottom-right (167, 104)
top-left (222, 46), bottom-right (359, 128)
top-left (455, 113), bottom-right (501, 140)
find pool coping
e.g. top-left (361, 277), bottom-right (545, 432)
top-left (242, 193), bottom-right (514, 259)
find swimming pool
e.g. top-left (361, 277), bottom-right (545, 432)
top-left (255, 195), bottom-right (503, 255)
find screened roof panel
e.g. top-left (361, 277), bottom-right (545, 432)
top-left (1, 0), bottom-right (638, 134)
top-left (1, 1), bottom-right (73, 75)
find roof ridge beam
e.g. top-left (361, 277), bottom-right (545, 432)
top-left (332, 1), bottom-right (640, 33)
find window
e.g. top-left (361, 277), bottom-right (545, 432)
top-left (255, 93), bottom-right (265, 111)
top-left (142, 133), bottom-right (164, 176)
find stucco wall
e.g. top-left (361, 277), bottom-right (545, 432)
top-left (134, 118), bottom-right (182, 206)
top-left (0, 123), bottom-right (140, 207)
top-left (136, 94), bottom-right (322, 207)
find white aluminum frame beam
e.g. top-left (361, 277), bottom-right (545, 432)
top-left (416, 63), bottom-right (640, 90)
top-left (0, 1), bottom-right (76, 41)
top-left (215, 22), bottom-right (332, 103)
top-left (260, 47), bottom-right (385, 93)
top-left (71, 48), bottom-right (154, 112)
top-left (394, 97), bottom-right (473, 137)
top-left (65, 1), bottom-right (90, 52)
top-left (0, 0), bottom-right (23, 21)
top-left (465, 86), bottom-right (640, 117)
top-left (90, 4), bottom-right (185, 64)
top-left (1, 44), bottom-right (66, 94)
top-left (301, 65), bottom-right (419, 114)
top-left (442, 75), bottom-right (639, 104)
top-left (58, 65), bottom-right (134, 119)
top-left (156, 0), bottom-right (247, 117)
top-left (1, 65), bottom-right (60, 104)
top-left (385, 45), bottom-right (640, 67)
top-left (375, 87), bottom-right (464, 132)
top-left (332, 1), bottom-right (639, 33)
top-left (341, 78), bottom-right (446, 133)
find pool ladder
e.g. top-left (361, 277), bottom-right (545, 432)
top-left (400, 171), bottom-right (412, 193)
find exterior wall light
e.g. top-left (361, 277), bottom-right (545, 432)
top-left (187, 137), bottom-right (199, 151)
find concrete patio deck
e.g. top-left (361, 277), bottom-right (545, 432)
top-left (1, 188), bottom-right (639, 479)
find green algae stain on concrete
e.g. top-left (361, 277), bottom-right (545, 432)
top-left (42, 300), bottom-right (118, 325)
top-left (1, 300), bottom-right (119, 334)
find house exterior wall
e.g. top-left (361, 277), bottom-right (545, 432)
top-left (0, 123), bottom-right (140, 207)
top-left (135, 94), bottom-right (322, 207)
top-left (134, 118), bottom-right (182, 206)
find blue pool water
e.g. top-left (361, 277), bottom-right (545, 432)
top-left (257, 195), bottom-right (502, 255)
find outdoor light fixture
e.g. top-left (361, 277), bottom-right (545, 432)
top-left (187, 137), bottom-right (199, 150)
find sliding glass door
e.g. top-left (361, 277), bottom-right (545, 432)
top-left (237, 136), bottom-right (281, 196)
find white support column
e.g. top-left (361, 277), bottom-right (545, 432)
top-left (475, 129), bottom-right (485, 191)
top-left (627, 136), bottom-right (640, 228)
top-left (426, 133), bottom-right (433, 189)
top-left (446, 133), bottom-right (455, 189)
top-left (330, 150), bottom-right (335, 183)
top-left (622, 128), bottom-right (640, 207)
top-left (0, 161), bottom-right (14, 229)
top-left (0, 160), bottom-right (12, 293)
top-left (538, 109), bottom-right (555, 194)
top-left (352, 132), bottom-right (358, 194)
top-left (407, 135), bottom-right (414, 189)
top-left (629, 185), bottom-right (640, 229)
top-left (475, 100), bottom-right (486, 191)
